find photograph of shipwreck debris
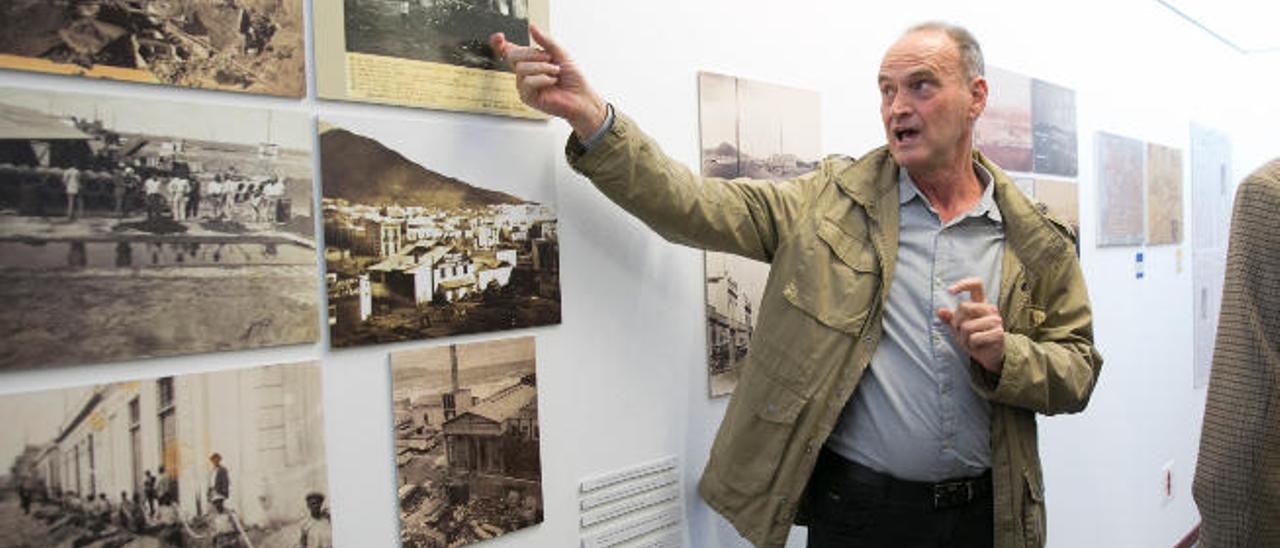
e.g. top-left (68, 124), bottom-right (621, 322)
top-left (0, 0), bottom-right (306, 97)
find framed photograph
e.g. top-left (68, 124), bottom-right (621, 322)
top-left (1145, 142), bottom-right (1184, 245)
top-left (697, 72), bottom-right (820, 397)
top-left (319, 113), bottom-right (561, 347)
top-left (0, 360), bottom-right (332, 547)
top-left (0, 0), bottom-right (306, 97)
top-left (391, 337), bottom-right (542, 547)
top-left (1031, 78), bottom-right (1078, 177)
top-left (1095, 131), bottom-right (1145, 247)
top-left (315, 0), bottom-right (549, 118)
top-left (0, 86), bottom-right (319, 371)
top-left (974, 66), bottom-right (1033, 173)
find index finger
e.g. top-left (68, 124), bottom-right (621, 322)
top-left (948, 277), bottom-right (986, 303)
top-left (529, 23), bottom-right (567, 60)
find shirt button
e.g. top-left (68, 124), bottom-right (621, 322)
top-left (863, 335), bottom-right (872, 343)
top-left (805, 441), bottom-right (815, 454)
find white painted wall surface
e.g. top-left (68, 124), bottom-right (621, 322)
top-left (1, 0), bottom-right (1278, 546)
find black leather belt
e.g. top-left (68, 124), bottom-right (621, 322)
top-left (816, 448), bottom-right (992, 510)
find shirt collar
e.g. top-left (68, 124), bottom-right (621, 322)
top-left (898, 162), bottom-right (1002, 224)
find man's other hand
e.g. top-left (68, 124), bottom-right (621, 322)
top-left (491, 24), bottom-right (608, 139)
top-left (937, 277), bottom-right (1005, 375)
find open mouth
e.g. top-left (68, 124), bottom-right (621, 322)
top-left (894, 128), bottom-right (921, 143)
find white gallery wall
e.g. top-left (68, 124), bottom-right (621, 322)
top-left (1, 0), bottom-right (1278, 547)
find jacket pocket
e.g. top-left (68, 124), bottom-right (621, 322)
top-left (1022, 467), bottom-right (1046, 548)
top-left (711, 370), bottom-right (807, 496)
top-left (781, 219), bottom-right (879, 335)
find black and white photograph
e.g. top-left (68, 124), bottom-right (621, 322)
top-left (698, 71), bottom-right (821, 397)
top-left (0, 87), bottom-right (320, 371)
top-left (0, 360), bottom-right (332, 548)
top-left (319, 114), bottom-right (560, 348)
top-left (343, 0), bottom-right (529, 72)
top-left (391, 337), bottom-right (542, 547)
top-left (0, 0), bottom-right (307, 97)
top-left (1030, 78), bottom-right (1079, 177)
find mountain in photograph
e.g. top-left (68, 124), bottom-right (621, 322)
top-left (320, 127), bottom-right (527, 207)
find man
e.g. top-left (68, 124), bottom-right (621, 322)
top-left (144, 469), bottom-right (158, 516)
top-left (153, 493), bottom-right (185, 547)
top-left (493, 21), bottom-right (1101, 548)
top-left (168, 175), bottom-right (189, 221)
top-left (208, 495), bottom-right (242, 548)
top-left (207, 175), bottom-right (225, 220)
top-left (144, 174), bottom-right (164, 220)
top-left (62, 164), bottom-right (82, 220)
top-left (114, 165), bottom-right (135, 218)
top-left (186, 175), bottom-right (202, 220)
top-left (208, 453), bottom-right (230, 503)
top-left (1193, 158), bottom-right (1280, 548)
top-left (299, 492), bottom-right (333, 548)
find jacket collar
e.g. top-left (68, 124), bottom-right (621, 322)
top-left (834, 146), bottom-right (1072, 309)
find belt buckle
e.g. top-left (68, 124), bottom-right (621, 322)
top-left (932, 480), bottom-right (973, 509)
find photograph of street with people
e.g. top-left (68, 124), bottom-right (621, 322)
top-left (0, 87), bottom-right (320, 371)
top-left (0, 360), bottom-right (331, 548)
top-left (391, 337), bottom-right (542, 548)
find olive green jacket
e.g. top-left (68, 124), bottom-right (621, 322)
top-left (567, 111), bottom-right (1103, 548)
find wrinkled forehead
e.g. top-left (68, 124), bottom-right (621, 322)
top-left (879, 30), bottom-right (961, 80)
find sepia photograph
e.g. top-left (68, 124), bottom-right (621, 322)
top-left (0, 360), bottom-right (332, 548)
top-left (344, 0), bottom-right (528, 73)
top-left (1030, 78), bottom-right (1078, 177)
top-left (1145, 142), bottom-right (1184, 245)
top-left (319, 114), bottom-right (561, 348)
top-left (391, 337), bottom-right (542, 548)
top-left (314, 0), bottom-right (547, 118)
top-left (974, 66), bottom-right (1033, 173)
top-left (1018, 178), bottom-right (1081, 255)
top-left (1095, 131), bottom-right (1146, 247)
top-left (0, 0), bottom-right (306, 97)
top-left (698, 72), bottom-right (821, 397)
top-left (0, 86), bottom-right (320, 371)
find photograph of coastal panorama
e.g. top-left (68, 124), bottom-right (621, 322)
top-left (0, 86), bottom-right (319, 371)
top-left (319, 114), bottom-right (560, 348)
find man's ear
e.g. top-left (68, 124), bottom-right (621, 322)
top-left (970, 76), bottom-right (989, 122)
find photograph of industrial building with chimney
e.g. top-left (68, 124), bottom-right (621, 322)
top-left (0, 360), bottom-right (331, 548)
top-left (391, 337), bottom-right (542, 547)
top-left (0, 0), bottom-right (306, 97)
top-left (697, 71), bottom-right (821, 397)
top-left (319, 114), bottom-right (560, 348)
top-left (0, 86), bottom-right (320, 371)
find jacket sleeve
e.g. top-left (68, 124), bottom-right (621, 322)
top-left (567, 109), bottom-right (822, 263)
top-left (974, 251), bottom-right (1104, 415)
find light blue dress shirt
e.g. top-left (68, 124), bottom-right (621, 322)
top-left (825, 163), bottom-right (1005, 482)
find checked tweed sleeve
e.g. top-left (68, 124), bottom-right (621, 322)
top-left (1193, 159), bottom-right (1280, 548)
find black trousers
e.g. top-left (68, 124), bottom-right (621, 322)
top-left (805, 449), bottom-right (994, 548)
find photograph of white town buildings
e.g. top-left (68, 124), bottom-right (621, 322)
top-left (0, 361), bottom-right (332, 548)
top-left (0, 87), bottom-right (320, 371)
top-left (319, 116), bottom-right (561, 348)
top-left (391, 337), bottom-right (542, 547)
